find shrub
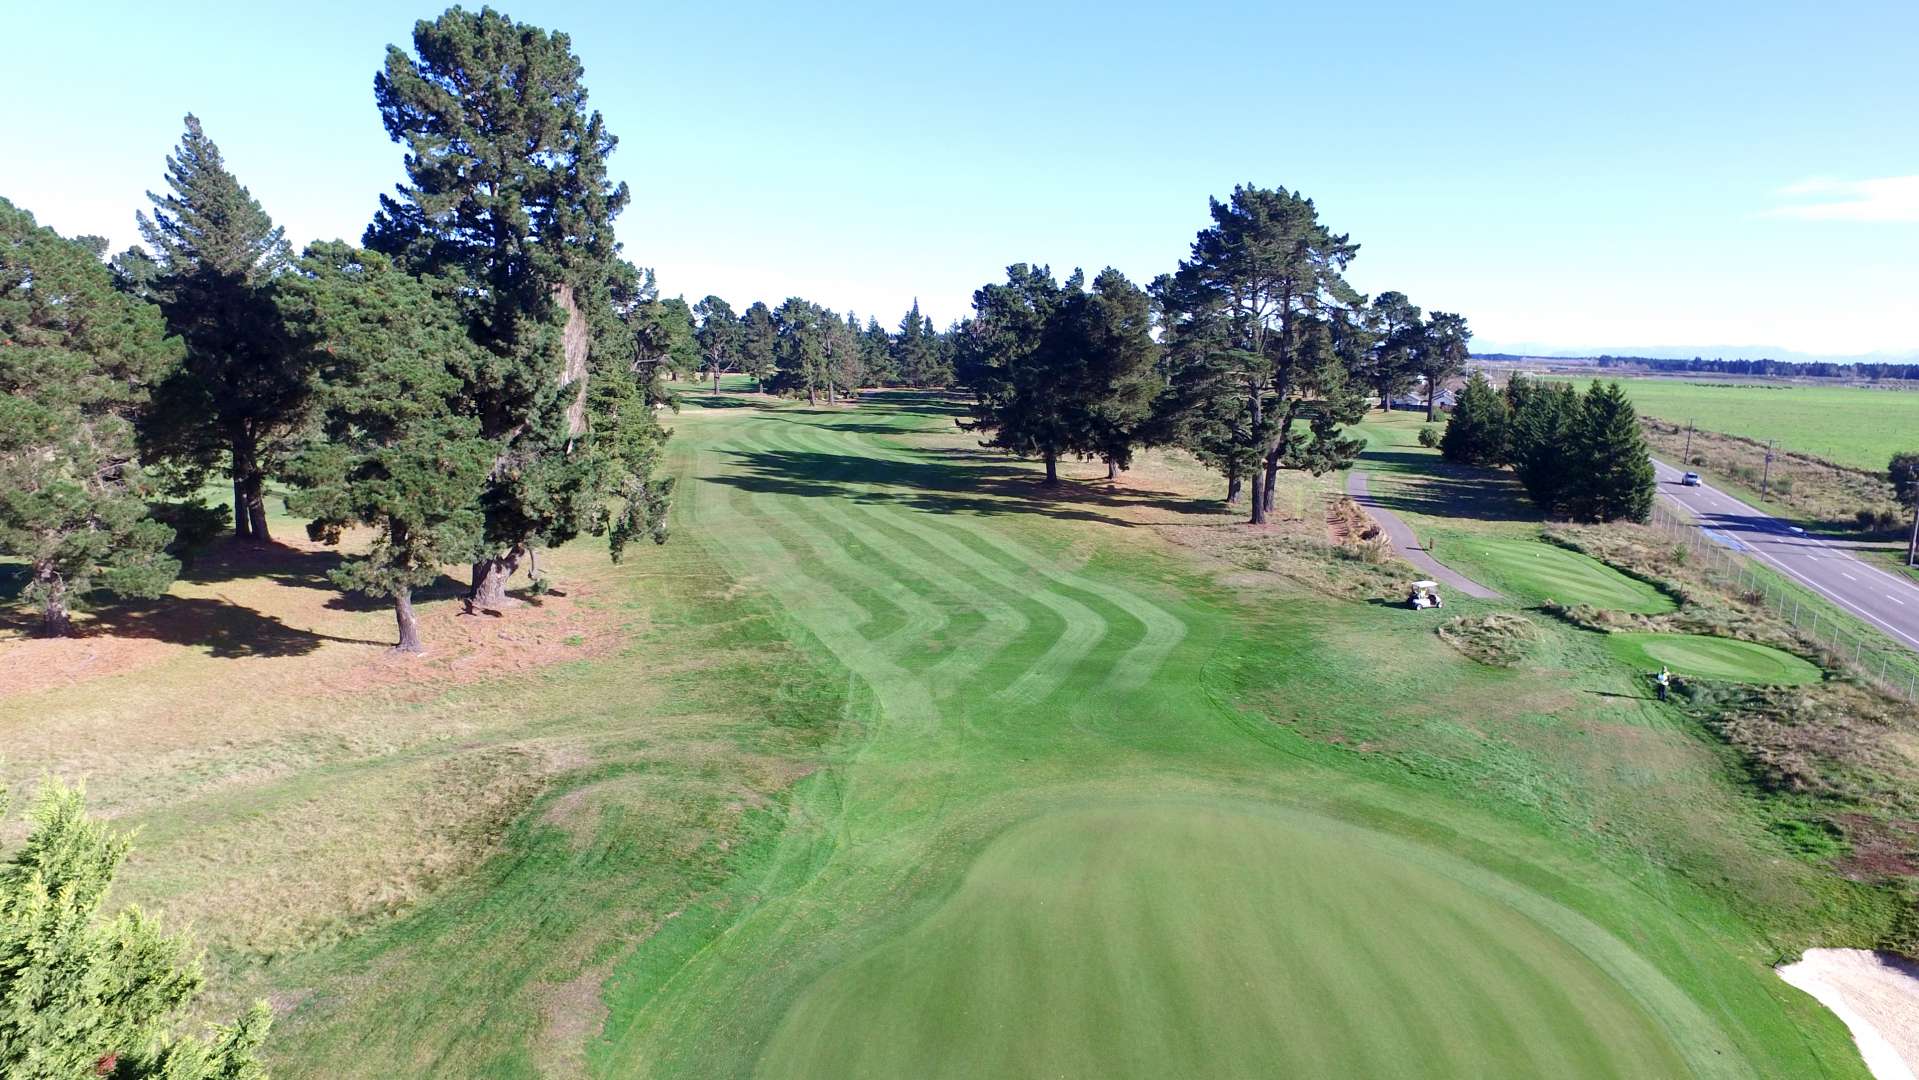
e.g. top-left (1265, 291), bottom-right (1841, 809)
top-left (0, 781), bottom-right (272, 1078)
top-left (1417, 425), bottom-right (1440, 448)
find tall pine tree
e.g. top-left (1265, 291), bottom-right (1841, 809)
top-left (693, 295), bottom-right (740, 393)
top-left (1163, 185), bottom-right (1366, 523)
top-left (738, 301), bottom-right (777, 392)
top-left (131, 115), bottom-right (307, 543)
top-left (367, 7), bottom-right (667, 611)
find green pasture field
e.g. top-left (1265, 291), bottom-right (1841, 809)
top-left (1546, 377), bottom-right (1919, 471)
top-left (2, 391), bottom-right (1876, 1078)
top-left (1606, 633), bottom-right (1824, 686)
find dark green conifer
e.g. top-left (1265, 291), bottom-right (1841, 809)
top-left (0, 199), bottom-right (182, 636)
top-left (132, 114), bottom-right (306, 542)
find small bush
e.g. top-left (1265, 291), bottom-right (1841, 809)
top-left (1417, 425), bottom-right (1440, 448)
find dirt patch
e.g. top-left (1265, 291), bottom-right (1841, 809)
top-left (0, 633), bottom-right (176, 696)
top-left (537, 961), bottom-right (616, 1079)
top-left (1778, 949), bottom-right (1919, 1080)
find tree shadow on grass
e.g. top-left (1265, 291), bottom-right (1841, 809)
top-left (678, 393), bottom-right (762, 409)
top-left (1358, 450), bottom-right (1542, 524)
top-left (0, 594), bottom-right (388, 658)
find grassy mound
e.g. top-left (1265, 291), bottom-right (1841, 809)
top-left (1437, 611), bottom-right (1541, 666)
top-left (1455, 538), bottom-right (1675, 614)
top-left (1606, 633), bottom-right (1822, 685)
top-left (759, 802), bottom-right (1695, 1079)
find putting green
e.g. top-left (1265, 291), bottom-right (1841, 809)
top-left (1607, 633), bottom-right (1822, 685)
top-left (1456, 538), bottom-right (1675, 614)
top-left (758, 802), bottom-right (1695, 1079)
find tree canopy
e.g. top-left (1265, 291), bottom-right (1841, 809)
top-left (279, 244), bottom-right (494, 652)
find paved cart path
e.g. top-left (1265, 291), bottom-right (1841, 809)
top-left (1346, 470), bottom-right (1502, 599)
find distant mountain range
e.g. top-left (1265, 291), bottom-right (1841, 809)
top-left (1471, 342), bottom-right (1919, 366)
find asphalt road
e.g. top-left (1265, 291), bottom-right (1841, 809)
top-left (1652, 459), bottom-right (1919, 654)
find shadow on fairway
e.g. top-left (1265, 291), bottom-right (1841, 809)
top-left (709, 446), bottom-right (1224, 526)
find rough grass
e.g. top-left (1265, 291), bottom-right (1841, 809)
top-left (0, 390), bottom-right (1891, 1078)
top-left (1437, 611), bottom-right (1543, 666)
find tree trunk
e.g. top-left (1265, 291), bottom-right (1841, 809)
top-left (243, 474), bottom-right (271, 542)
top-left (232, 477), bottom-right (252, 541)
top-left (36, 566), bottom-right (72, 638)
top-left (1225, 469), bottom-right (1242, 506)
top-left (807, 387), bottom-right (817, 405)
top-left (1248, 469), bottom-right (1267, 525)
top-left (232, 433), bottom-right (270, 543)
top-left (1426, 382), bottom-right (1437, 422)
top-left (393, 586), bottom-right (424, 653)
top-left (827, 383), bottom-right (836, 405)
top-left (1043, 452), bottom-right (1059, 485)
top-left (1261, 450), bottom-right (1281, 517)
top-left (1105, 459), bottom-right (1119, 482)
top-left (713, 368), bottom-right (721, 394)
top-left (467, 551), bottom-right (522, 612)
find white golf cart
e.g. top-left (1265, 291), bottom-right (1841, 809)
top-left (1406, 580), bottom-right (1443, 610)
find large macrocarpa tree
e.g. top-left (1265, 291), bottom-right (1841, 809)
top-left (125, 114), bottom-right (309, 544)
top-left (0, 780), bottom-right (272, 1078)
top-left (959, 265), bottom-right (1162, 484)
top-left (279, 244), bottom-right (494, 653)
top-left (0, 199), bottom-right (184, 637)
top-left (1162, 185), bottom-right (1369, 523)
top-left (367, 5), bottom-right (668, 612)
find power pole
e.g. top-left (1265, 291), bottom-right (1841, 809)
top-left (1761, 440), bottom-right (1774, 500)
top-left (1683, 419), bottom-right (1694, 462)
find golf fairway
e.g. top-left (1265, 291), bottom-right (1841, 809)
top-left (1454, 538), bottom-right (1677, 613)
top-left (761, 801), bottom-right (1698, 1079)
top-left (576, 396), bottom-right (1826, 1080)
top-left (260, 393), bottom-right (1863, 1079)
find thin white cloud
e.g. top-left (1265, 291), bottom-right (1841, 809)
top-left (1766, 175), bottom-right (1919, 222)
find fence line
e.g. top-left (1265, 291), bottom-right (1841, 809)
top-left (1645, 500), bottom-right (1918, 704)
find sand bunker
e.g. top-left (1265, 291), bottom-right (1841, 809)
top-left (1778, 948), bottom-right (1919, 1080)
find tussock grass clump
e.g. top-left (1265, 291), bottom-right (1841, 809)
top-left (1436, 611), bottom-right (1541, 667)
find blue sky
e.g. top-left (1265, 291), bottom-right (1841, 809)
top-left (8, 0), bottom-right (1916, 358)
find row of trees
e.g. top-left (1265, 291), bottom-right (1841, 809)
top-left (692, 296), bottom-right (956, 398)
top-left (953, 185), bottom-right (1479, 524)
top-left (2, 8), bottom-right (682, 649)
top-left (1441, 373), bottom-right (1656, 522)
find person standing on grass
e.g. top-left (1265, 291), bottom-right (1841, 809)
top-left (1655, 666), bottom-right (1672, 701)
